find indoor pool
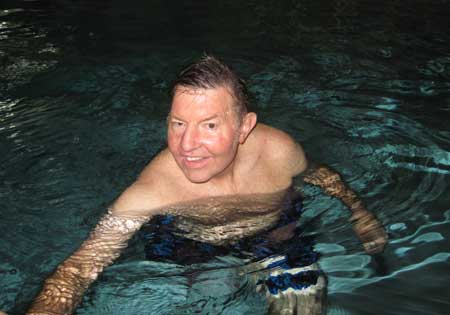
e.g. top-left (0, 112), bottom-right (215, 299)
top-left (1, 1), bottom-right (449, 314)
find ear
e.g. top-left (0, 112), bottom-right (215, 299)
top-left (238, 112), bottom-right (257, 144)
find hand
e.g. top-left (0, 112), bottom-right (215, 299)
top-left (350, 210), bottom-right (388, 254)
top-left (267, 222), bottom-right (297, 242)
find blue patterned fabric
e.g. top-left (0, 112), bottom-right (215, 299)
top-left (141, 193), bottom-right (319, 271)
top-left (258, 270), bottom-right (323, 295)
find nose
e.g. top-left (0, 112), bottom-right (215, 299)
top-left (180, 125), bottom-right (200, 152)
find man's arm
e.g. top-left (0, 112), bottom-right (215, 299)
top-left (25, 148), bottom-right (171, 315)
top-left (301, 162), bottom-right (388, 254)
top-left (266, 127), bottom-right (387, 253)
top-left (25, 175), bottom-right (164, 315)
top-left (26, 209), bottom-right (149, 315)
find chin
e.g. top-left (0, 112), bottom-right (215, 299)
top-left (184, 172), bottom-right (213, 184)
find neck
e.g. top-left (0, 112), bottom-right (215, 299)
top-left (207, 160), bottom-right (240, 195)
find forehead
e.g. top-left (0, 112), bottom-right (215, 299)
top-left (170, 86), bottom-right (235, 119)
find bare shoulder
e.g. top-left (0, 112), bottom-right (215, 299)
top-left (254, 124), bottom-right (308, 176)
top-left (111, 149), bottom-right (174, 217)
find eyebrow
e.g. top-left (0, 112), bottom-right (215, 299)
top-left (199, 114), bottom-right (220, 122)
top-left (169, 114), bottom-right (220, 122)
top-left (169, 114), bottom-right (183, 121)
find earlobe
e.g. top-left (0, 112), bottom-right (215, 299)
top-left (239, 112), bottom-right (257, 144)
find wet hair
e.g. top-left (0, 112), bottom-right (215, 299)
top-left (170, 55), bottom-right (251, 119)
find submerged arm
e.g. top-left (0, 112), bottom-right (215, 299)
top-left (301, 163), bottom-right (387, 253)
top-left (26, 210), bottom-right (149, 315)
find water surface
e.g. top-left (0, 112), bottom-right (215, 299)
top-left (1, 1), bottom-right (449, 314)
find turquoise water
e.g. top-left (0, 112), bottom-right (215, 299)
top-left (1, 1), bottom-right (450, 314)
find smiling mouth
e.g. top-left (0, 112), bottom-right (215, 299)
top-left (185, 156), bottom-right (205, 161)
top-left (182, 156), bottom-right (210, 168)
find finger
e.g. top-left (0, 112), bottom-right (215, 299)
top-left (363, 238), bottom-right (387, 254)
top-left (363, 242), bottom-right (381, 254)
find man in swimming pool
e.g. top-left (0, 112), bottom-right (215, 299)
top-left (25, 55), bottom-right (387, 315)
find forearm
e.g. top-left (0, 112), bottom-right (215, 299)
top-left (26, 260), bottom-right (92, 315)
top-left (26, 210), bottom-right (148, 315)
top-left (302, 163), bottom-right (366, 215)
top-left (301, 163), bottom-right (387, 253)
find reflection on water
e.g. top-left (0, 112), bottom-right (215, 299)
top-left (1, 1), bottom-right (450, 315)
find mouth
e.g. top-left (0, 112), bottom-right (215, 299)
top-left (182, 156), bottom-right (210, 168)
top-left (185, 156), bottom-right (205, 161)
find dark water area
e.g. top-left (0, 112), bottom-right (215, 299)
top-left (1, 1), bottom-right (450, 314)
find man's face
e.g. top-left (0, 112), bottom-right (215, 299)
top-left (167, 86), bottom-right (241, 184)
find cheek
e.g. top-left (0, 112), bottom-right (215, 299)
top-left (205, 133), bottom-right (238, 154)
top-left (201, 134), bottom-right (221, 146)
top-left (167, 131), bottom-right (179, 150)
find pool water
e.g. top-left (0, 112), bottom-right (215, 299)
top-left (1, 1), bottom-right (449, 314)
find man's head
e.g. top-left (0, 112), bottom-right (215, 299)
top-left (167, 55), bottom-right (257, 184)
top-left (170, 55), bottom-right (251, 123)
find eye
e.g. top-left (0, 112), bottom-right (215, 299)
top-left (171, 121), bottom-right (185, 128)
top-left (203, 122), bottom-right (218, 131)
top-left (206, 122), bottom-right (217, 130)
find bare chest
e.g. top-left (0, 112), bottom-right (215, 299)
top-left (163, 190), bottom-right (290, 245)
